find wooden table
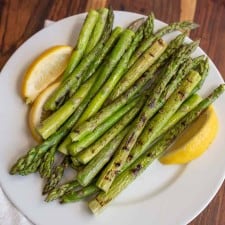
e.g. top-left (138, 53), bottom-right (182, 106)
top-left (1, 0), bottom-right (225, 224)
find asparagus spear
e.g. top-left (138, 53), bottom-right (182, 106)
top-left (62, 10), bottom-right (99, 80)
top-left (82, 26), bottom-right (123, 82)
top-left (37, 77), bottom-right (94, 139)
top-left (96, 70), bottom-right (201, 192)
top-left (143, 12), bottom-right (154, 38)
top-left (89, 84), bottom-right (225, 214)
top-left (84, 8), bottom-right (109, 55)
top-left (76, 104), bottom-right (142, 164)
top-left (160, 94), bottom-right (202, 134)
top-left (43, 156), bottom-right (70, 194)
top-left (76, 127), bottom-right (130, 186)
top-left (45, 180), bottom-right (79, 202)
top-left (191, 58), bottom-right (209, 93)
top-left (44, 9), bottom-right (114, 111)
top-left (79, 38), bottom-right (166, 122)
top-left (100, 39), bottom-right (166, 106)
top-left (127, 18), bottom-right (145, 32)
top-left (60, 184), bottom-right (99, 203)
top-left (107, 32), bottom-right (187, 103)
top-left (69, 97), bottom-right (141, 156)
top-left (128, 21), bottom-right (199, 68)
top-left (39, 145), bottom-right (57, 179)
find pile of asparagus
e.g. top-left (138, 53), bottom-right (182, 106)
top-left (10, 7), bottom-right (225, 214)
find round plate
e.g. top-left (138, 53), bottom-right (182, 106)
top-left (0, 11), bottom-right (225, 225)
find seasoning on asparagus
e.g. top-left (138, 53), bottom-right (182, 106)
top-left (69, 98), bottom-right (142, 156)
top-left (61, 184), bottom-right (99, 203)
top-left (76, 127), bottom-right (129, 186)
top-left (76, 105), bottom-right (143, 164)
top-left (96, 70), bottom-right (201, 192)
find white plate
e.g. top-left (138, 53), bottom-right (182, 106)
top-left (0, 11), bottom-right (225, 225)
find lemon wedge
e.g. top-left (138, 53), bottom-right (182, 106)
top-left (28, 82), bottom-right (60, 142)
top-left (22, 45), bottom-right (72, 103)
top-left (160, 106), bottom-right (219, 164)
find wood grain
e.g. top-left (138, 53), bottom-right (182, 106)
top-left (0, 1), bottom-right (225, 224)
top-left (180, 0), bottom-right (197, 22)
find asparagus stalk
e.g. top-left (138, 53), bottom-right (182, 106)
top-left (43, 156), bottom-right (70, 194)
top-left (76, 104), bottom-right (142, 164)
top-left (128, 21), bottom-right (199, 68)
top-left (160, 94), bottom-right (202, 134)
top-left (143, 12), bottom-right (154, 38)
top-left (96, 70), bottom-right (201, 192)
top-left (84, 8), bottom-right (109, 55)
top-left (44, 9), bottom-right (114, 111)
top-left (89, 84), bottom-right (225, 214)
top-left (69, 97), bottom-right (141, 156)
top-left (192, 58), bottom-right (209, 93)
top-left (127, 18), bottom-right (145, 32)
top-left (107, 32), bottom-right (187, 103)
top-left (45, 180), bottom-right (79, 202)
top-left (82, 26), bottom-right (123, 82)
top-left (60, 184), bottom-right (99, 203)
top-left (62, 10), bottom-right (100, 80)
top-left (101, 39), bottom-right (166, 105)
top-left (37, 77), bottom-right (94, 139)
top-left (39, 145), bottom-right (57, 179)
top-left (77, 14), bottom-right (154, 121)
top-left (76, 127), bottom-right (129, 186)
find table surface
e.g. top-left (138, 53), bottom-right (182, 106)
top-left (1, 0), bottom-right (225, 224)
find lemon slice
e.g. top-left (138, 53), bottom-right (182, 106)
top-left (160, 106), bottom-right (219, 164)
top-left (22, 45), bottom-right (72, 103)
top-left (28, 82), bottom-right (60, 142)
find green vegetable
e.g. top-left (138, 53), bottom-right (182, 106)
top-left (76, 127), bottom-right (129, 186)
top-left (84, 8), bottom-right (109, 54)
top-left (62, 10), bottom-right (100, 80)
top-left (69, 97), bottom-right (141, 156)
top-left (96, 70), bottom-right (201, 192)
top-left (43, 156), bottom-right (70, 194)
top-left (89, 84), bottom-right (225, 214)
